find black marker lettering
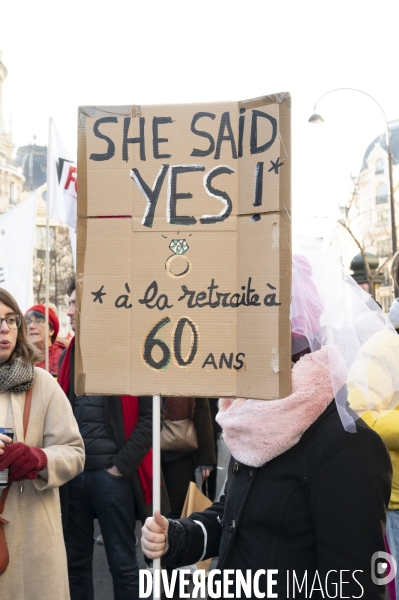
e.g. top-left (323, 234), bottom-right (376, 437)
top-left (250, 110), bottom-right (277, 155)
top-left (214, 112), bottom-right (237, 160)
top-left (253, 162), bottom-right (264, 207)
top-left (202, 353), bottom-right (217, 369)
top-left (173, 318), bottom-right (199, 367)
top-left (176, 278), bottom-right (264, 309)
top-left (156, 294), bottom-right (173, 310)
top-left (91, 285), bottom-right (107, 303)
top-left (115, 283), bottom-right (133, 309)
top-left (123, 116), bottom-right (146, 162)
top-left (268, 157), bottom-right (284, 174)
top-left (167, 165), bottom-right (205, 226)
top-left (138, 281), bottom-right (173, 310)
top-left (190, 112), bottom-right (216, 157)
top-left (264, 293), bottom-right (281, 306)
top-left (143, 317), bottom-right (171, 370)
top-left (219, 353), bottom-right (233, 369)
top-left (89, 117), bottom-right (117, 161)
top-left (131, 164), bottom-right (169, 228)
top-left (208, 279), bottom-right (220, 308)
top-left (247, 278), bottom-right (261, 306)
top-left (240, 287), bottom-right (247, 307)
top-left (217, 292), bottom-right (230, 308)
top-left (230, 293), bottom-right (241, 308)
top-left (195, 291), bottom-right (208, 307)
top-left (200, 166), bottom-right (234, 225)
top-left (177, 285), bottom-right (196, 308)
top-left (138, 281), bottom-right (158, 309)
top-left (238, 108), bottom-right (246, 158)
top-left (234, 352), bottom-right (245, 370)
top-left (153, 117), bottom-right (172, 159)
top-left (264, 283), bottom-right (280, 306)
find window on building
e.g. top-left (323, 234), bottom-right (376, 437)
top-left (376, 182), bottom-right (388, 204)
top-left (375, 158), bottom-right (384, 174)
top-left (377, 210), bottom-right (389, 225)
top-left (36, 226), bottom-right (55, 259)
top-left (376, 239), bottom-right (391, 258)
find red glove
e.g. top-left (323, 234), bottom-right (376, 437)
top-left (0, 442), bottom-right (47, 482)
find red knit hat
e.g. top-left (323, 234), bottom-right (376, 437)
top-left (25, 304), bottom-right (59, 343)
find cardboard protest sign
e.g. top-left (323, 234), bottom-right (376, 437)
top-left (76, 94), bottom-right (291, 399)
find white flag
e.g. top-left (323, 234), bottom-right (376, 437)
top-left (0, 192), bottom-right (37, 313)
top-left (47, 118), bottom-right (77, 229)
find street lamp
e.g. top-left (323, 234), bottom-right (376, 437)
top-left (308, 87), bottom-right (397, 257)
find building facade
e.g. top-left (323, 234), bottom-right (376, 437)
top-left (342, 120), bottom-right (399, 312)
top-left (0, 50), bottom-right (73, 333)
top-left (0, 50), bottom-right (25, 213)
top-left (32, 183), bottom-right (74, 335)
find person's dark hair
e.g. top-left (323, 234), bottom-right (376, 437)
top-left (0, 288), bottom-right (40, 365)
top-left (66, 276), bottom-right (76, 298)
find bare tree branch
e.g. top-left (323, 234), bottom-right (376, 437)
top-left (33, 226), bottom-right (74, 308)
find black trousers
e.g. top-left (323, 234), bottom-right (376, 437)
top-left (161, 454), bottom-right (195, 519)
top-left (64, 469), bottom-right (139, 600)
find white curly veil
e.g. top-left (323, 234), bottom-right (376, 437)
top-left (292, 236), bottom-right (399, 432)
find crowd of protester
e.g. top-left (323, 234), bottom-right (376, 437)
top-left (0, 279), bottom-right (220, 600)
top-left (2, 252), bottom-right (399, 600)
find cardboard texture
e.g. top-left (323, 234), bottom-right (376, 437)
top-left (77, 94), bottom-right (292, 398)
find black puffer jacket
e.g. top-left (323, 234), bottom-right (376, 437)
top-left (73, 394), bottom-right (118, 470)
top-left (162, 402), bottom-right (392, 599)
top-left (59, 344), bottom-right (170, 529)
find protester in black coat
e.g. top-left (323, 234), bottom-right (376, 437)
top-left (142, 347), bottom-right (392, 599)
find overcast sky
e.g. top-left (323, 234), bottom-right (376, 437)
top-left (1, 0), bottom-right (398, 241)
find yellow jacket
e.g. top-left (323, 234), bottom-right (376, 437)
top-left (348, 329), bottom-right (399, 510)
top-left (361, 408), bottom-right (399, 509)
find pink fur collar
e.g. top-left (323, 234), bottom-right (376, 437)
top-left (216, 346), bottom-right (347, 468)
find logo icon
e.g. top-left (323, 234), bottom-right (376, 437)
top-left (371, 551), bottom-right (397, 585)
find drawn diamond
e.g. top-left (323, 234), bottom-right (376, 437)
top-left (169, 239), bottom-right (189, 255)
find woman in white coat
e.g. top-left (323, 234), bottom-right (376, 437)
top-left (0, 287), bottom-right (85, 599)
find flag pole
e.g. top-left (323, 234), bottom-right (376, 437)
top-left (45, 216), bottom-right (49, 372)
top-left (44, 118), bottom-right (52, 372)
top-left (153, 394), bottom-right (161, 600)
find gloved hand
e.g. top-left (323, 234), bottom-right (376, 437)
top-left (0, 442), bottom-right (47, 482)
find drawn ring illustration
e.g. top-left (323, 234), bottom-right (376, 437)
top-left (165, 239), bottom-right (192, 279)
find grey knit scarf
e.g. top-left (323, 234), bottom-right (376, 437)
top-left (0, 357), bottom-right (35, 393)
